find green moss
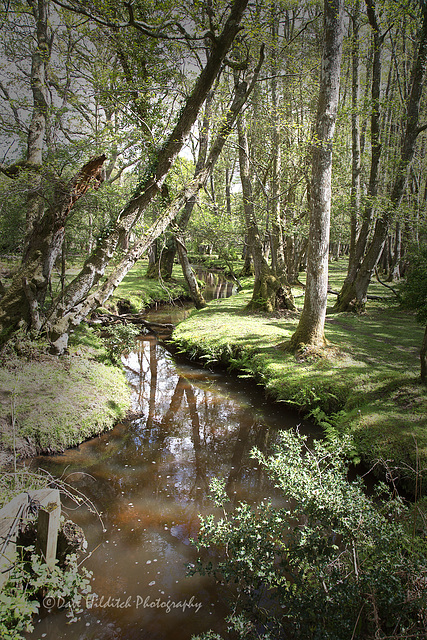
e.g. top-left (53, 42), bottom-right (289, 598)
top-left (0, 330), bottom-right (131, 456)
top-left (172, 260), bottom-right (427, 492)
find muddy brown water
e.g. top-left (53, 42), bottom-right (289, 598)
top-left (28, 298), bottom-right (318, 640)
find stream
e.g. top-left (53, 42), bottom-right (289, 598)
top-left (28, 277), bottom-right (318, 640)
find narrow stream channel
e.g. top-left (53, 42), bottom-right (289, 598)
top-left (28, 286), bottom-right (318, 640)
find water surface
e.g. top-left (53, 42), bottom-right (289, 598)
top-left (29, 335), bottom-right (315, 640)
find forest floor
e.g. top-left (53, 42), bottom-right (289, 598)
top-left (171, 259), bottom-right (427, 494)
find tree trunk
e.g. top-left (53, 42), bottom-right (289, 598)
top-left (421, 324), bottom-right (427, 383)
top-left (335, 3), bottom-right (427, 312)
top-left (149, 88), bottom-right (215, 280)
top-left (289, 0), bottom-right (343, 350)
top-left (176, 236), bottom-right (206, 309)
top-left (349, 0), bottom-right (361, 269)
top-left (24, 0), bottom-right (52, 251)
top-left (238, 114), bottom-right (294, 313)
top-left (269, 3), bottom-right (286, 279)
top-left (0, 155), bottom-right (106, 338)
top-left (388, 220), bottom-right (401, 281)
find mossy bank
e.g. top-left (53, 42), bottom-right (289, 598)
top-left (0, 326), bottom-right (131, 466)
top-left (171, 267), bottom-right (427, 493)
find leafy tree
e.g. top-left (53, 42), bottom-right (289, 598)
top-left (288, 0), bottom-right (344, 350)
top-left (0, 0), bottom-right (250, 351)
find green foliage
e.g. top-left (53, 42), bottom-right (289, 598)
top-left (101, 323), bottom-right (140, 364)
top-left (192, 431), bottom-right (427, 640)
top-left (401, 247), bottom-right (427, 324)
top-left (0, 547), bottom-right (92, 639)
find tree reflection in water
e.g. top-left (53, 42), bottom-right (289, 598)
top-left (30, 336), bottom-right (314, 640)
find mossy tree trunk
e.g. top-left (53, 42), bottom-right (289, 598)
top-left (0, 155), bottom-right (106, 339)
top-left (176, 236), bottom-right (206, 309)
top-left (238, 113), bottom-right (295, 313)
top-left (289, 0), bottom-right (344, 350)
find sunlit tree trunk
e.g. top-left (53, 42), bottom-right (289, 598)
top-left (289, 0), bottom-right (343, 350)
top-left (336, 2), bottom-right (427, 311)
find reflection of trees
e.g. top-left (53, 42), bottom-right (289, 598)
top-left (226, 409), bottom-right (254, 498)
top-left (147, 338), bottom-right (158, 428)
top-left (185, 384), bottom-right (210, 498)
top-left (160, 377), bottom-right (185, 429)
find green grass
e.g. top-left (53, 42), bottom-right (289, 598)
top-left (107, 259), bottom-right (189, 312)
top-left (171, 259), bottom-right (427, 492)
top-left (0, 325), bottom-right (131, 457)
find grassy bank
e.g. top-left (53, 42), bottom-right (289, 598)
top-left (0, 256), bottom-right (192, 470)
top-left (106, 259), bottom-right (189, 312)
top-left (0, 326), bottom-right (131, 466)
top-left (171, 260), bottom-right (427, 492)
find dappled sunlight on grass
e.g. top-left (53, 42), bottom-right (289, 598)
top-left (172, 259), bottom-right (427, 491)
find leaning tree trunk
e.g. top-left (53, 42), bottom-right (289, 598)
top-left (289, 0), bottom-right (343, 351)
top-left (176, 235), bottom-right (207, 309)
top-left (147, 88), bottom-right (214, 280)
top-left (0, 0), bottom-right (249, 346)
top-left (44, 42), bottom-right (264, 353)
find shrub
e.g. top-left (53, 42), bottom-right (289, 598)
top-left (192, 430), bottom-right (427, 639)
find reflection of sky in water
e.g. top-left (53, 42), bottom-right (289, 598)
top-left (29, 337), bottom-right (315, 640)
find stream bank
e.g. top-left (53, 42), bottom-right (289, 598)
top-left (0, 326), bottom-right (131, 473)
top-left (171, 280), bottom-right (427, 494)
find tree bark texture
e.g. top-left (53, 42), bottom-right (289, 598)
top-left (0, 155), bottom-right (106, 338)
top-left (176, 236), bottom-right (207, 310)
top-left (147, 88), bottom-right (214, 280)
top-left (269, 3), bottom-right (286, 279)
top-left (237, 114), bottom-right (278, 313)
top-left (335, 3), bottom-right (427, 312)
top-left (289, 0), bottom-right (343, 350)
top-left (349, 0), bottom-right (361, 269)
top-left (25, 0), bottom-right (52, 251)
top-left (45, 41), bottom-right (264, 351)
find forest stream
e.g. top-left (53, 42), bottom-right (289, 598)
top-left (28, 276), bottom-right (318, 640)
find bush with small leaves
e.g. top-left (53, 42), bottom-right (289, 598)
top-left (191, 430), bottom-right (427, 639)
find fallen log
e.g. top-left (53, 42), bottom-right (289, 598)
top-left (88, 312), bottom-right (175, 335)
